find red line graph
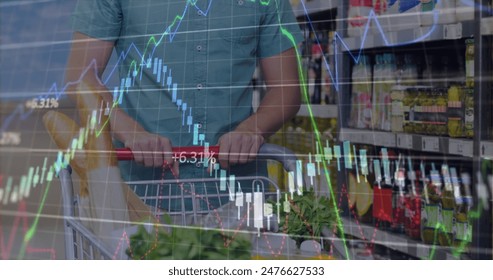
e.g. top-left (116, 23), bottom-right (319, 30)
top-left (0, 200), bottom-right (56, 260)
top-left (331, 184), bottom-right (380, 253)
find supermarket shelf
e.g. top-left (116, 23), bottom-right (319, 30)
top-left (292, 0), bottom-right (337, 18)
top-left (339, 128), bottom-right (396, 148)
top-left (297, 104), bottom-right (338, 119)
top-left (341, 217), bottom-right (465, 260)
top-left (339, 128), bottom-right (474, 157)
top-left (481, 17), bottom-right (493, 36)
top-left (343, 21), bottom-right (475, 52)
top-left (481, 141), bottom-right (493, 159)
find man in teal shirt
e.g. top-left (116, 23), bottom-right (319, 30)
top-left (65, 0), bottom-right (303, 211)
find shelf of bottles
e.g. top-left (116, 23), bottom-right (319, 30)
top-left (340, 217), bottom-right (468, 260)
top-left (339, 129), bottom-right (475, 158)
top-left (296, 5), bottom-right (338, 107)
top-left (343, 29), bottom-right (477, 156)
top-left (481, 17), bottom-right (493, 36)
top-left (332, 0), bottom-right (493, 260)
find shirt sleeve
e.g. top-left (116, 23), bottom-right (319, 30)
top-left (72, 0), bottom-right (123, 41)
top-left (257, 0), bottom-right (304, 58)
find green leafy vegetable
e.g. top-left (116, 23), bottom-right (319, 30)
top-left (278, 189), bottom-right (338, 247)
top-left (126, 221), bottom-right (251, 260)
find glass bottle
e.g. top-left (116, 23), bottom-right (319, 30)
top-left (391, 160), bottom-right (406, 233)
top-left (463, 87), bottom-right (474, 138)
top-left (438, 165), bottom-right (455, 246)
top-left (447, 85), bottom-right (464, 138)
top-left (453, 173), bottom-right (473, 250)
top-left (421, 166), bottom-right (442, 244)
top-left (465, 39), bottom-right (475, 88)
top-left (405, 168), bottom-right (422, 240)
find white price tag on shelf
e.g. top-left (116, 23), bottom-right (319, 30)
top-left (356, 132), bottom-right (366, 144)
top-left (363, 133), bottom-right (375, 145)
top-left (462, 141), bottom-right (473, 157)
top-left (340, 129), bottom-right (364, 144)
top-left (346, 37), bottom-right (357, 51)
top-left (387, 32), bottom-right (397, 45)
top-left (481, 17), bottom-right (493, 36)
top-left (449, 139), bottom-right (473, 157)
top-left (482, 142), bottom-right (493, 158)
top-left (346, 131), bottom-right (354, 143)
top-left (444, 22), bottom-right (463, 40)
top-left (380, 132), bottom-right (396, 147)
top-left (414, 27), bottom-right (427, 40)
top-left (396, 134), bottom-right (413, 149)
top-left (339, 129), bottom-right (351, 143)
top-left (422, 137), bottom-right (440, 153)
top-left (449, 139), bottom-right (463, 155)
top-left (360, 35), bottom-right (375, 50)
top-left (339, 130), bottom-right (348, 142)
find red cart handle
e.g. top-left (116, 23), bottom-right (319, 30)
top-left (115, 146), bottom-right (220, 161)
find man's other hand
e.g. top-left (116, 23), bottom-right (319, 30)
top-left (217, 129), bottom-right (264, 169)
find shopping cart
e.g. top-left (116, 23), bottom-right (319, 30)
top-left (59, 143), bottom-right (301, 260)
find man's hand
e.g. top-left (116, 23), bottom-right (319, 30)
top-left (217, 129), bottom-right (264, 169)
top-left (122, 129), bottom-right (179, 174)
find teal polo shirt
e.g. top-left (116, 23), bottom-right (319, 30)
top-left (72, 0), bottom-right (303, 212)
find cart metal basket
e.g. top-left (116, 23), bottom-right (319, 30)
top-left (59, 144), bottom-right (300, 260)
